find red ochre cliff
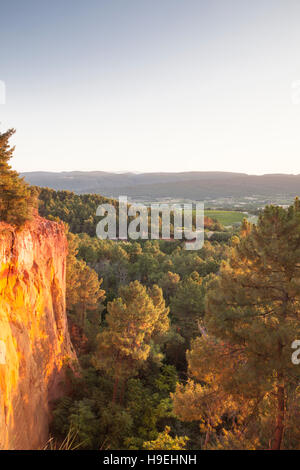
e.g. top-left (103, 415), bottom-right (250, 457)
top-left (0, 215), bottom-right (76, 450)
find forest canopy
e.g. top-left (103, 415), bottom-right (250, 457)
top-left (1, 129), bottom-right (299, 450)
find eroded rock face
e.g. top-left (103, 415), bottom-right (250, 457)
top-left (0, 216), bottom-right (75, 449)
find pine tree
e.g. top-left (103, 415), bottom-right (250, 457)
top-left (94, 281), bottom-right (169, 404)
top-left (170, 271), bottom-right (205, 343)
top-left (173, 202), bottom-right (300, 450)
top-left (0, 128), bottom-right (36, 225)
top-left (66, 230), bottom-right (105, 330)
top-left (158, 271), bottom-right (180, 303)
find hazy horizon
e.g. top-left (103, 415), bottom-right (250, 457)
top-left (21, 169), bottom-right (300, 177)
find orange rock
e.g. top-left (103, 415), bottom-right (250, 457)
top-left (0, 216), bottom-right (76, 450)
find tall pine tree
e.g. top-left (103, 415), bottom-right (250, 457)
top-left (174, 202), bottom-right (300, 450)
top-left (0, 128), bottom-right (36, 225)
top-left (94, 281), bottom-right (169, 404)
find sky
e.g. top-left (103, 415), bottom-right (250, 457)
top-left (1, 0), bottom-right (300, 174)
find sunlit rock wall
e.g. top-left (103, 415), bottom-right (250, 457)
top-left (0, 216), bottom-right (75, 449)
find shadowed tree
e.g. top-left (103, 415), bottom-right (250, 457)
top-left (173, 202), bottom-right (300, 450)
top-left (94, 281), bottom-right (169, 404)
top-left (66, 230), bottom-right (105, 331)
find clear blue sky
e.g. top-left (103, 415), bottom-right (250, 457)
top-left (1, 0), bottom-right (300, 174)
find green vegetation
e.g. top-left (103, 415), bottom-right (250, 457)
top-left (48, 197), bottom-right (300, 450)
top-left (205, 209), bottom-right (247, 226)
top-left (50, 215), bottom-right (227, 449)
top-left (4, 150), bottom-right (295, 450)
top-left (38, 187), bottom-right (115, 236)
top-left (143, 426), bottom-right (189, 450)
top-left (0, 129), bottom-right (37, 225)
top-left (37, 187), bottom-right (226, 237)
top-left (174, 203), bottom-right (300, 449)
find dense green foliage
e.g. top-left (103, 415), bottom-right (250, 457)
top-left (42, 185), bottom-right (300, 450)
top-left (38, 186), bottom-right (227, 239)
top-left (173, 203), bottom-right (300, 450)
top-left (38, 187), bottom-right (116, 236)
top-left (2, 129), bottom-right (299, 449)
top-left (0, 129), bottom-right (37, 225)
top-left (44, 187), bottom-right (228, 448)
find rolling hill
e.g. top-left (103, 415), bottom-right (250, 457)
top-left (21, 171), bottom-right (300, 201)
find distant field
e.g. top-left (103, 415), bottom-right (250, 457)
top-left (205, 210), bottom-right (248, 226)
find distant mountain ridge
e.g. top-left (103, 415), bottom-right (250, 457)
top-left (21, 171), bottom-right (300, 200)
